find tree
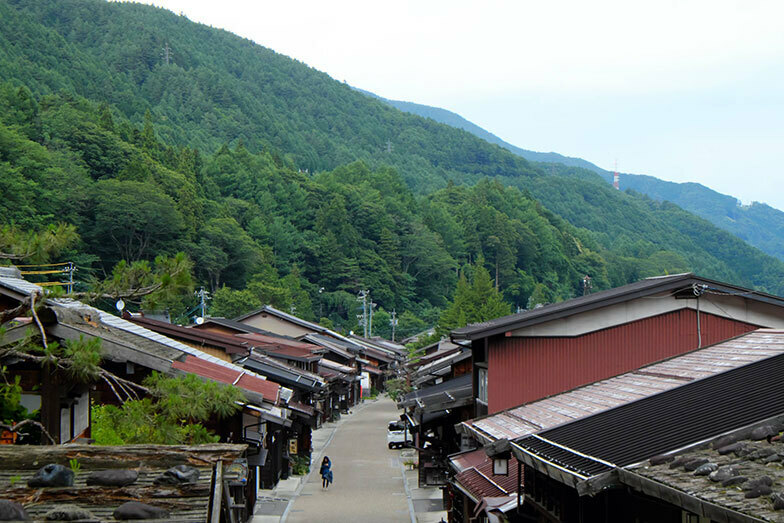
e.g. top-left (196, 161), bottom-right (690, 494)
top-left (91, 179), bottom-right (185, 263)
top-left (437, 258), bottom-right (510, 336)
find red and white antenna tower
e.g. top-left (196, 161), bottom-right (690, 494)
top-left (612, 160), bottom-right (620, 190)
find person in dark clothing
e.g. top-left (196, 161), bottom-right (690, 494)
top-left (320, 456), bottom-right (333, 488)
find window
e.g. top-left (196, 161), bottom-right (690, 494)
top-left (478, 368), bottom-right (488, 404)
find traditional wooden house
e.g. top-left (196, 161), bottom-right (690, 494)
top-left (398, 342), bottom-right (473, 488)
top-left (0, 270), bottom-right (293, 500)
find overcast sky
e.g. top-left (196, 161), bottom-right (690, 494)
top-left (131, 0), bottom-right (784, 210)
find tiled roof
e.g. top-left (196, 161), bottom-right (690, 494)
top-left (451, 273), bottom-right (784, 340)
top-left (462, 329), bottom-right (784, 444)
top-left (450, 448), bottom-right (519, 505)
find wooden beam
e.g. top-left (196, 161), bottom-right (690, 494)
top-left (210, 460), bottom-right (223, 523)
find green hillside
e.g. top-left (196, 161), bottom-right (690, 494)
top-left (3, 0), bottom-right (784, 330)
top-left (368, 91), bottom-right (784, 263)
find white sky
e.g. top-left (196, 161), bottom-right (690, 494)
top-left (131, 0), bottom-right (784, 210)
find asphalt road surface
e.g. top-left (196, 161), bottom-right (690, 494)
top-left (285, 397), bottom-right (413, 522)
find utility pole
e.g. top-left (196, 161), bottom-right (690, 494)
top-left (582, 275), bottom-right (593, 296)
top-left (66, 262), bottom-right (75, 294)
top-left (357, 290), bottom-right (369, 337)
top-left (162, 42), bottom-right (172, 65)
top-left (197, 287), bottom-right (209, 319)
top-left (390, 309), bottom-right (398, 342)
top-left (368, 302), bottom-right (376, 338)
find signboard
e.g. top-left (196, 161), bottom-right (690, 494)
top-left (288, 438), bottom-right (298, 455)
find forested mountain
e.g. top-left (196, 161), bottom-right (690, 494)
top-left (357, 89), bottom-right (603, 173)
top-left (368, 91), bottom-right (784, 262)
top-left (3, 0), bottom-right (784, 334)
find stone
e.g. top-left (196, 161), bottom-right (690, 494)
top-left (684, 458), bottom-right (709, 471)
top-left (709, 465), bottom-right (738, 483)
top-left (668, 455), bottom-right (691, 469)
top-left (745, 484), bottom-right (773, 498)
top-left (86, 470), bottom-right (138, 487)
top-left (745, 476), bottom-right (773, 488)
top-left (113, 502), bottom-right (169, 520)
top-left (27, 464), bottom-right (74, 488)
top-left (0, 500), bottom-right (29, 521)
top-left (717, 442), bottom-right (745, 455)
top-left (713, 433), bottom-right (743, 449)
top-left (772, 493), bottom-right (784, 511)
top-left (750, 425), bottom-right (777, 441)
top-left (649, 454), bottom-right (674, 466)
top-left (764, 453), bottom-right (782, 463)
top-left (153, 465), bottom-right (199, 486)
top-left (43, 504), bottom-right (95, 521)
top-left (694, 462), bottom-right (718, 476)
top-left (722, 476), bottom-right (748, 487)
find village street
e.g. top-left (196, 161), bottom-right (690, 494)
top-left (284, 397), bottom-right (414, 522)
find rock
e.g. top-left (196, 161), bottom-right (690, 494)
top-left (668, 456), bottom-right (691, 469)
top-left (0, 500), bottom-right (29, 521)
top-left (43, 504), bottom-right (95, 521)
top-left (722, 476), bottom-right (748, 487)
top-left (718, 442), bottom-right (745, 455)
top-left (751, 425), bottom-right (777, 441)
top-left (773, 493), bottom-right (784, 510)
top-left (153, 465), bottom-right (199, 486)
top-left (709, 465), bottom-right (738, 483)
top-left (745, 476), bottom-right (773, 488)
top-left (649, 454), bottom-right (674, 466)
top-left (113, 502), bottom-right (169, 520)
top-left (713, 433), bottom-right (743, 449)
top-left (684, 458), bottom-right (709, 471)
top-left (28, 464), bottom-right (74, 488)
top-left (694, 462), bottom-right (718, 476)
top-left (764, 453), bottom-right (782, 463)
top-left (745, 484), bottom-right (773, 498)
top-left (86, 470), bottom-right (138, 487)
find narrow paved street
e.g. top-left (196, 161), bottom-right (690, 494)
top-left (285, 397), bottom-right (414, 523)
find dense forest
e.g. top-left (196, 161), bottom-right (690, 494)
top-left (373, 91), bottom-right (784, 263)
top-left (2, 0), bottom-right (784, 337)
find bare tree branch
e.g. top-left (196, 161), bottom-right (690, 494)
top-left (0, 419), bottom-right (56, 445)
top-left (29, 291), bottom-right (48, 350)
top-left (0, 297), bottom-right (31, 325)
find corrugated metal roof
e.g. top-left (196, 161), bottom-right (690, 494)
top-left (514, 337), bottom-right (784, 476)
top-left (305, 334), bottom-right (355, 361)
top-left (128, 314), bottom-right (251, 354)
top-left (0, 274), bottom-right (43, 298)
top-left (451, 273), bottom-right (784, 340)
top-left (172, 354), bottom-right (280, 404)
top-left (319, 358), bottom-right (356, 374)
top-left (399, 373), bottom-right (473, 412)
top-left (463, 329), bottom-right (784, 443)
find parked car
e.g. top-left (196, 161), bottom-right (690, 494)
top-left (387, 420), bottom-right (412, 449)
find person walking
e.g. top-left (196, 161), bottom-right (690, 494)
top-left (320, 456), bottom-right (333, 489)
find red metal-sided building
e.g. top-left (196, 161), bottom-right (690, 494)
top-left (451, 273), bottom-right (784, 416)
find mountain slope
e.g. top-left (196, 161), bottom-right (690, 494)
top-left (366, 92), bottom-right (784, 262)
top-left (3, 0), bottom-right (784, 298)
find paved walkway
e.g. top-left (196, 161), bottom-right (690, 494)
top-left (252, 397), bottom-right (446, 523)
